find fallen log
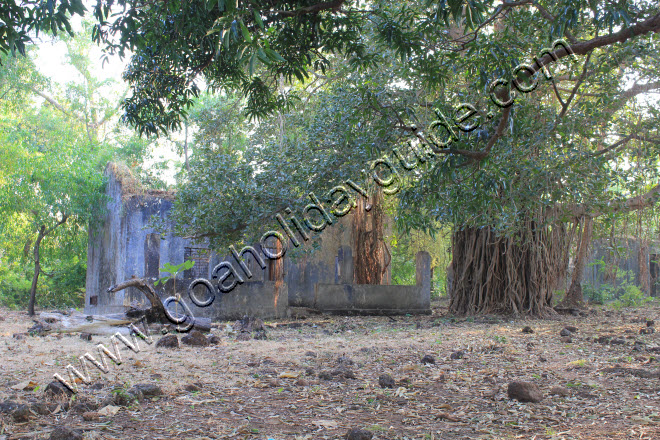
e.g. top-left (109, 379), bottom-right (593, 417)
top-left (108, 277), bottom-right (211, 332)
top-left (28, 277), bottom-right (211, 335)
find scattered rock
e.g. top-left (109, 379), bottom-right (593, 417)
top-left (79, 332), bottom-right (92, 341)
top-left (345, 428), bottom-right (374, 440)
top-left (29, 401), bottom-right (50, 415)
top-left (647, 320), bottom-right (655, 327)
top-left (421, 354), bottom-right (435, 365)
top-left (129, 383), bottom-right (163, 398)
top-left (337, 355), bottom-right (354, 366)
top-left (70, 400), bottom-right (97, 413)
top-left (507, 381), bottom-right (543, 403)
top-left (112, 388), bottom-right (141, 406)
top-left (305, 367), bottom-right (315, 376)
top-left (82, 411), bottom-right (100, 421)
top-left (207, 334), bottom-right (221, 344)
top-left (11, 404), bottom-right (30, 422)
top-left (295, 378), bottom-right (309, 387)
top-left (450, 350), bottom-right (465, 360)
top-left (184, 384), bottom-right (201, 392)
top-left (332, 368), bottom-right (356, 379)
top-left (539, 355), bottom-right (547, 362)
top-left (12, 333), bottom-right (26, 340)
top-left (560, 336), bottom-right (573, 343)
top-left (305, 351), bottom-right (317, 358)
top-left (318, 371), bottom-right (333, 381)
top-left (640, 327), bottom-right (655, 335)
top-left (565, 326), bottom-right (578, 333)
top-left (378, 374), bottom-right (395, 388)
top-left (50, 427), bottom-right (83, 440)
top-left (595, 335), bottom-right (612, 344)
top-left (549, 386), bottom-right (570, 397)
top-left (526, 342), bottom-right (535, 351)
top-left (45, 380), bottom-right (73, 397)
top-left (610, 337), bottom-right (626, 345)
top-left (181, 330), bottom-right (210, 347)
top-left (560, 328), bottom-right (572, 337)
top-left (156, 334), bottom-right (179, 348)
top-left (522, 326), bottom-right (534, 334)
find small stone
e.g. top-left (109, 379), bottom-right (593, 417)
top-left (539, 355), bottom-right (547, 362)
top-left (647, 320), bottom-right (655, 327)
top-left (596, 335), bottom-right (612, 344)
top-left (526, 342), bottom-right (535, 351)
top-left (421, 354), bottom-right (436, 365)
top-left (305, 351), bottom-right (317, 358)
top-left (29, 401), bottom-right (50, 415)
top-left (156, 334), bottom-right (179, 348)
top-left (610, 337), bottom-right (626, 345)
top-left (112, 389), bottom-right (141, 406)
top-left (549, 386), bottom-right (570, 397)
top-left (45, 380), bottom-right (73, 397)
top-left (79, 332), bottom-right (92, 341)
top-left (560, 328), bottom-right (572, 337)
top-left (560, 336), bottom-right (572, 343)
top-left (82, 411), bottom-right (100, 421)
top-left (50, 426), bottom-right (83, 440)
top-left (522, 326), bottom-right (534, 334)
top-left (378, 374), bottom-right (395, 388)
top-left (129, 383), bottom-right (163, 398)
top-left (338, 355), bottom-right (354, 366)
top-left (181, 330), bottom-right (210, 347)
top-left (207, 335), bottom-right (221, 344)
top-left (184, 384), bottom-right (201, 392)
top-left (565, 326), bottom-right (578, 333)
top-left (11, 404), bottom-right (30, 422)
top-left (640, 327), bottom-right (655, 335)
top-left (345, 428), bottom-right (374, 440)
top-left (12, 333), bottom-right (26, 340)
top-left (450, 350), bottom-right (465, 360)
top-left (332, 368), bottom-right (356, 379)
top-left (318, 371), bottom-right (333, 380)
top-left (507, 381), bottom-right (543, 403)
top-left (295, 378), bottom-right (309, 387)
top-left (305, 367), bottom-right (315, 376)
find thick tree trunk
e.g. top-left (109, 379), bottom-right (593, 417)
top-left (27, 226), bottom-right (46, 316)
top-left (560, 216), bottom-right (593, 308)
top-left (449, 215), bottom-right (573, 317)
top-left (352, 190), bottom-right (389, 284)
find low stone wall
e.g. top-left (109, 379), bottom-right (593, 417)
top-left (161, 279), bottom-right (289, 322)
top-left (313, 284), bottom-right (431, 315)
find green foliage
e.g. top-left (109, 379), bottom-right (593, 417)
top-left (0, 0), bottom-right (86, 56)
top-left (154, 261), bottom-right (195, 287)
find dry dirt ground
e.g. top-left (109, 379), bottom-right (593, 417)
top-left (1, 302), bottom-right (659, 440)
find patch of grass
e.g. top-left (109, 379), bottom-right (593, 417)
top-left (567, 359), bottom-right (589, 367)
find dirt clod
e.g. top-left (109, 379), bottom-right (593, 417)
top-left (346, 428), bottom-right (374, 440)
top-left (421, 354), bottom-right (435, 364)
top-left (507, 381), bottom-right (543, 403)
top-left (155, 334), bottom-right (179, 348)
top-left (378, 374), bottom-right (395, 388)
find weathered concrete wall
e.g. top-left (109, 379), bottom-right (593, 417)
top-left (314, 251), bottom-right (431, 315)
top-left (582, 238), bottom-right (660, 291)
top-left (86, 163), bottom-right (428, 320)
top-left (86, 165), bottom-right (190, 315)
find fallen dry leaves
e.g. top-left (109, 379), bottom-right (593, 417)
top-left (0, 303), bottom-right (658, 439)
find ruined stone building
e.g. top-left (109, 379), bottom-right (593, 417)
top-left (85, 164), bottom-right (431, 320)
